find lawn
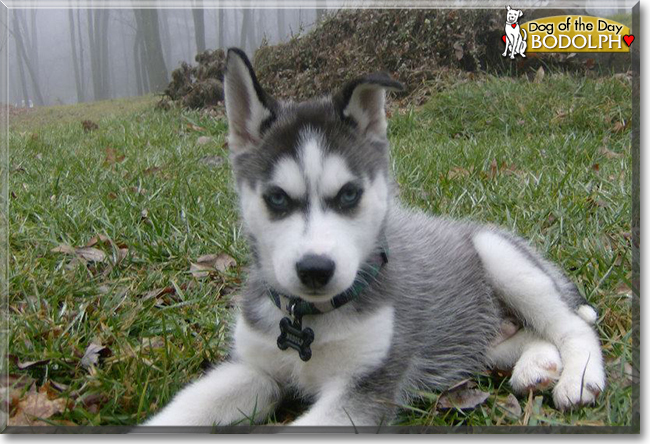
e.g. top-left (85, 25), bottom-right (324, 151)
top-left (4, 72), bottom-right (634, 430)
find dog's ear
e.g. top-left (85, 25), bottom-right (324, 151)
top-left (224, 48), bottom-right (276, 153)
top-left (333, 73), bottom-right (404, 139)
top-left (519, 10), bottom-right (523, 18)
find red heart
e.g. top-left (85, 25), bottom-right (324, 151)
top-left (623, 35), bottom-right (635, 47)
top-left (512, 23), bottom-right (516, 28)
top-left (502, 35), bottom-right (506, 43)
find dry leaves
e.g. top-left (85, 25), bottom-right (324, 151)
top-left (599, 147), bottom-right (624, 159)
top-left (199, 155), bottom-right (224, 168)
top-left (190, 253), bottom-right (237, 278)
top-left (437, 380), bottom-right (490, 411)
top-left (104, 147), bottom-right (125, 166)
top-left (81, 120), bottom-right (98, 132)
top-left (8, 384), bottom-right (70, 426)
top-left (495, 393), bottom-right (522, 420)
top-left (196, 136), bottom-right (213, 146)
top-left (533, 66), bottom-right (545, 84)
top-left (80, 342), bottom-right (112, 370)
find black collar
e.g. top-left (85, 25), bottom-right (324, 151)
top-left (267, 247), bottom-right (388, 318)
top-left (267, 245), bottom-right (389, 362)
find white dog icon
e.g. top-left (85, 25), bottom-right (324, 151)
top-left (503, 5), bottom-right (527, 59)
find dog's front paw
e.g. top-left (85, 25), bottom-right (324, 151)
top-left (552, 363), bottom-right (605, 410)
top-left (510, 344), bottom-right (562, 394)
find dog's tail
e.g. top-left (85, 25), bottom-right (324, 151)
top-left (521, 28), bottom-right (527, 40)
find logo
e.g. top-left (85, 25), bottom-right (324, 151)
top-left (502, 6), bottom-right (528, 59)
top-left (501, 5), bottom-right (633, 54)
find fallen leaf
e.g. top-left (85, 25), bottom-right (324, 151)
top-left (8, 384), bottom-right (68, 426)
top-left (196, 136), bottom-right (213, 145)
top-left (592, 163), bottom-right (600, 171)
top-left (85, 234), bottom-right (110, 248)
top-left (533, 66), bottom-right (545, 83)
top-left (81, 120), bottom-right (98, 132)
top-left (437, 387), bottom-right (490, 410)
top-left (199, 155), bottom-right (224, 168)
top-left (191, 253), bottom-right (237, 278)
top-left (80, 343), bottom-right (112, 369)
top-left (496, 393), bottom-right (522, 419)
top-left (75, 247), bottom-right (107, 263)
top-left (16, 359), bottom-right (51, 370)
top-left (599, 146), bottom-right (624, 159)
top-left (186, 123), bottom-right (205, 132)
top-left (104, 147), bottom-right (125, 166)
top-left (612, 120), bottom-right (629, 134)
top-left (143, 166), bottom-right (162, 176)
top-left (446, 166), bottom-right (473, 179)
top-left (51, 244), bottom-right (76, 255)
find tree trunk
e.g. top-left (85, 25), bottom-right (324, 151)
top-left (192, 5), bottom-right (206, 53)
top-left (133, 9), bottom-right (168, 93)
top-left (87, 10), bottom-right (101, 100)
top-left (240, 9), bottom-right (251, 53)
top-left (159, 10), bottom-right (173, 67)
top-left (98, 10), bottom-right (111, 99)
top-left (217, 8), bottom-right (224, 48)
top-left (12, 11), bottom-right (44, 105)
top-left (76, 9), bottom-right (86, 99)
top-left (68, 10), bottom-right (85, 102)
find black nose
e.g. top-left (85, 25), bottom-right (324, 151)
top-left (296, 254), bottom-right (336, 290)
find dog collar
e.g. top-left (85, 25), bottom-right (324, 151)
top-left (267, 245), bottom-right (388, 361)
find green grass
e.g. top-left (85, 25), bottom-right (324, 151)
top-left (6, 72), bottom-right (633, 429)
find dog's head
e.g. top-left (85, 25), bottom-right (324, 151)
top-left (223, 48), bottom-right (403, 302)
top-left (506, 6), bottom-right (523, 24)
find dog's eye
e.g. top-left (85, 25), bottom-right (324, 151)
top-left (264, 188), bottom-right (291, 212)
top-left (336, 183), bottom-right (363, 210)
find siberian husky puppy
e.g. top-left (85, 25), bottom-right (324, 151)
top-left (145, 48), bottom-right (604, 427)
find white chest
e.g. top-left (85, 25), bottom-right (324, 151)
top-left (232, 303), bottom-right (395, 396)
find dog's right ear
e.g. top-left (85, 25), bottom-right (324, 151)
top-left (224, 48), bottom-right (276, 153)
top-left (333, 73), bottom-right (404, 140)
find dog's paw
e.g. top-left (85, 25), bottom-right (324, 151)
top-left (552, 364), bottom-right (605, 410)
top-left (510, 343), bottom-right (562, 394)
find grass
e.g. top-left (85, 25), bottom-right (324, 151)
top-left (5, 72), bottom-right (633, 429)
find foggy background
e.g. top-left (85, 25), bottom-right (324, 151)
top-left (4, 2), bottom-right (629, 108)
top-left (6, 7), bottom-right (327, 107)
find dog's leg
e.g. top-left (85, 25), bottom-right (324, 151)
top-left (489, 328), bottom-right (563, 393)
top-left (145, 361), bottom-right (281, 426)
top-left (472, 231), bottom-right (605, 410)
top-left (291, 379), bottom-right (395, 427)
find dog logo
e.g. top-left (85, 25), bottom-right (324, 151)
top-left (502, 5), bottom-right (527, 59)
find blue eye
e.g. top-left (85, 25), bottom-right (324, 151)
top-left (337, 183), bottom-right (362, 209)
top-left (265, 188), bottom-right (291, 212)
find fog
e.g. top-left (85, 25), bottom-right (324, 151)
top-left (6, 7), bottom-right (326, 107)
top-left (3, 2), bottom-right (631, 108)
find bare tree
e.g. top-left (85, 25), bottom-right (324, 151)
top-left (133, 9), bottom-right (169, 93)
top-left (217, 8), bottom-right (224, 49)
top-left (68, 9), bottom-right (85, 102)
top-left (87, 9), bottom-right (112, 100)
top-left (12, 10), bottom-right (44, 105)
top-left (192, 1), bottom-right (206, 53)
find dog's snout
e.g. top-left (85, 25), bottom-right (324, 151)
top-left (296, 254), bottom-right (336, 290)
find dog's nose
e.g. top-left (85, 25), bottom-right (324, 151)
top-left (296, 254), bottom-right (336, 290)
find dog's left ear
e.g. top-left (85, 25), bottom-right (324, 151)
top-left (519, 10), bottom-right (523, 18)
top-left (333, 73), bottom-right (404, 139)
top-left (224, 48), bottom-right (277, 153)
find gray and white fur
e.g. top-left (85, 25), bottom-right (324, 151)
top-left (145, 48), bottom-right (605, 427)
